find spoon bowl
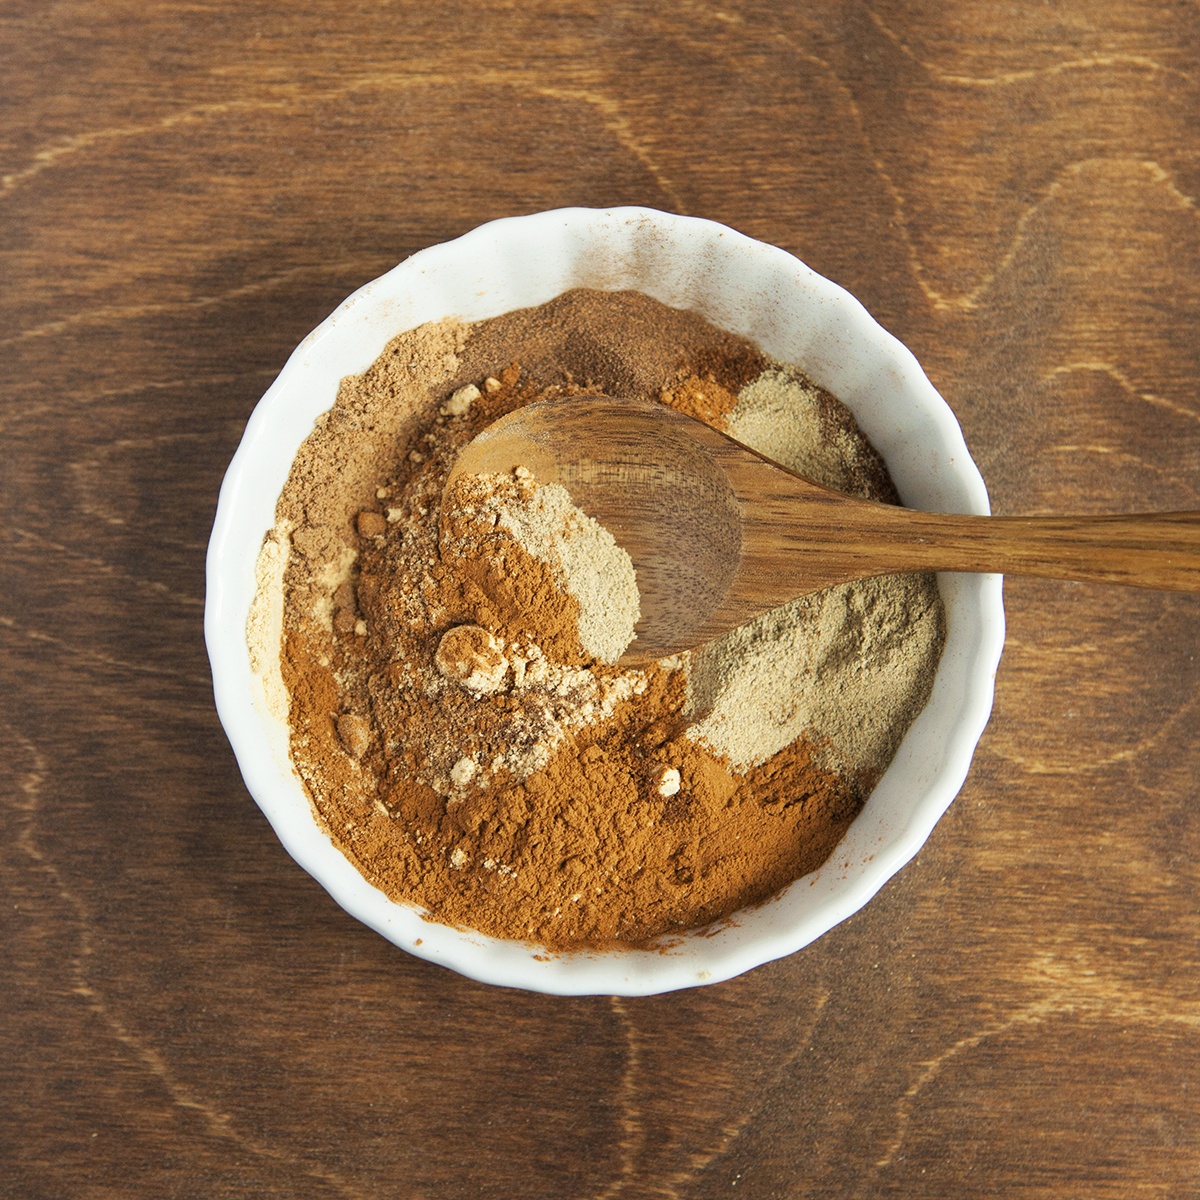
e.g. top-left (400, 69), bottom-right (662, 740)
top-left (450, 395), bottom-right (1200, 663)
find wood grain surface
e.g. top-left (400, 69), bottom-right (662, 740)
top-left (4, 2), bottom-right (1199, 1197)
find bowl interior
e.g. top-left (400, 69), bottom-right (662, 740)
top-left (205, 207), bottom-right (1004, 996)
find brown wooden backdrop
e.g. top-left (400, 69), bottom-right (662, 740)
top-left (4, 3), bottom-right (1200, 1196)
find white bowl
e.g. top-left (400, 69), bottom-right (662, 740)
top-left (205, 207), bottom-right (1005, 996)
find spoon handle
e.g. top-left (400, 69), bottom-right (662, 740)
top-left (739, 487), bottom-right (1200, 601)
top-left (841, 506), bottom-right (1200, 589)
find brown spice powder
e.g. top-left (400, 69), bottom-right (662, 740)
top-left (263, 289), bottom-right (942, 948)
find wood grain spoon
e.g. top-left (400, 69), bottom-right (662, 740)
top-left (447, 395), bottom-right (1200, 665)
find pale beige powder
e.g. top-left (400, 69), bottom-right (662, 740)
top-left (283, 316), bottom-right (468, 638)
top-left (726, 368), bottom-right (878, 498)
top-left (246, 521), bottom-right (292, 724)
top-left (685, 367), bottom-right (943, 773)
top-left (686, 577), bottom-right (943, 773)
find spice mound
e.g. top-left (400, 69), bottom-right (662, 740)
top-left (252, 289), bottom-right (945, 948)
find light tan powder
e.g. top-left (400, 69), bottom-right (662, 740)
top-left (686, 577), bottom-right (944, 774)
top-left (685, 365), bottom-right (945, 773)
top-left (246, 521), bottom-right (291, 724)
top-left (726, 368), bottom-right (882, 497)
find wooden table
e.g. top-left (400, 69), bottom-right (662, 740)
top-left (5, 3), bottom-right (1199, 1195)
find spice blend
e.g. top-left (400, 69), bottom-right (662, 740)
top-left (250, 290), bottom-right (945, 948)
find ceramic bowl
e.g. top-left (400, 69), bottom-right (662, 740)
top-left (205, 207), bottom-right (1005, 996)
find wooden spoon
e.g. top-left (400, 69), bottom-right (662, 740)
top-left (447, 395), bottom-right (1200, 664)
